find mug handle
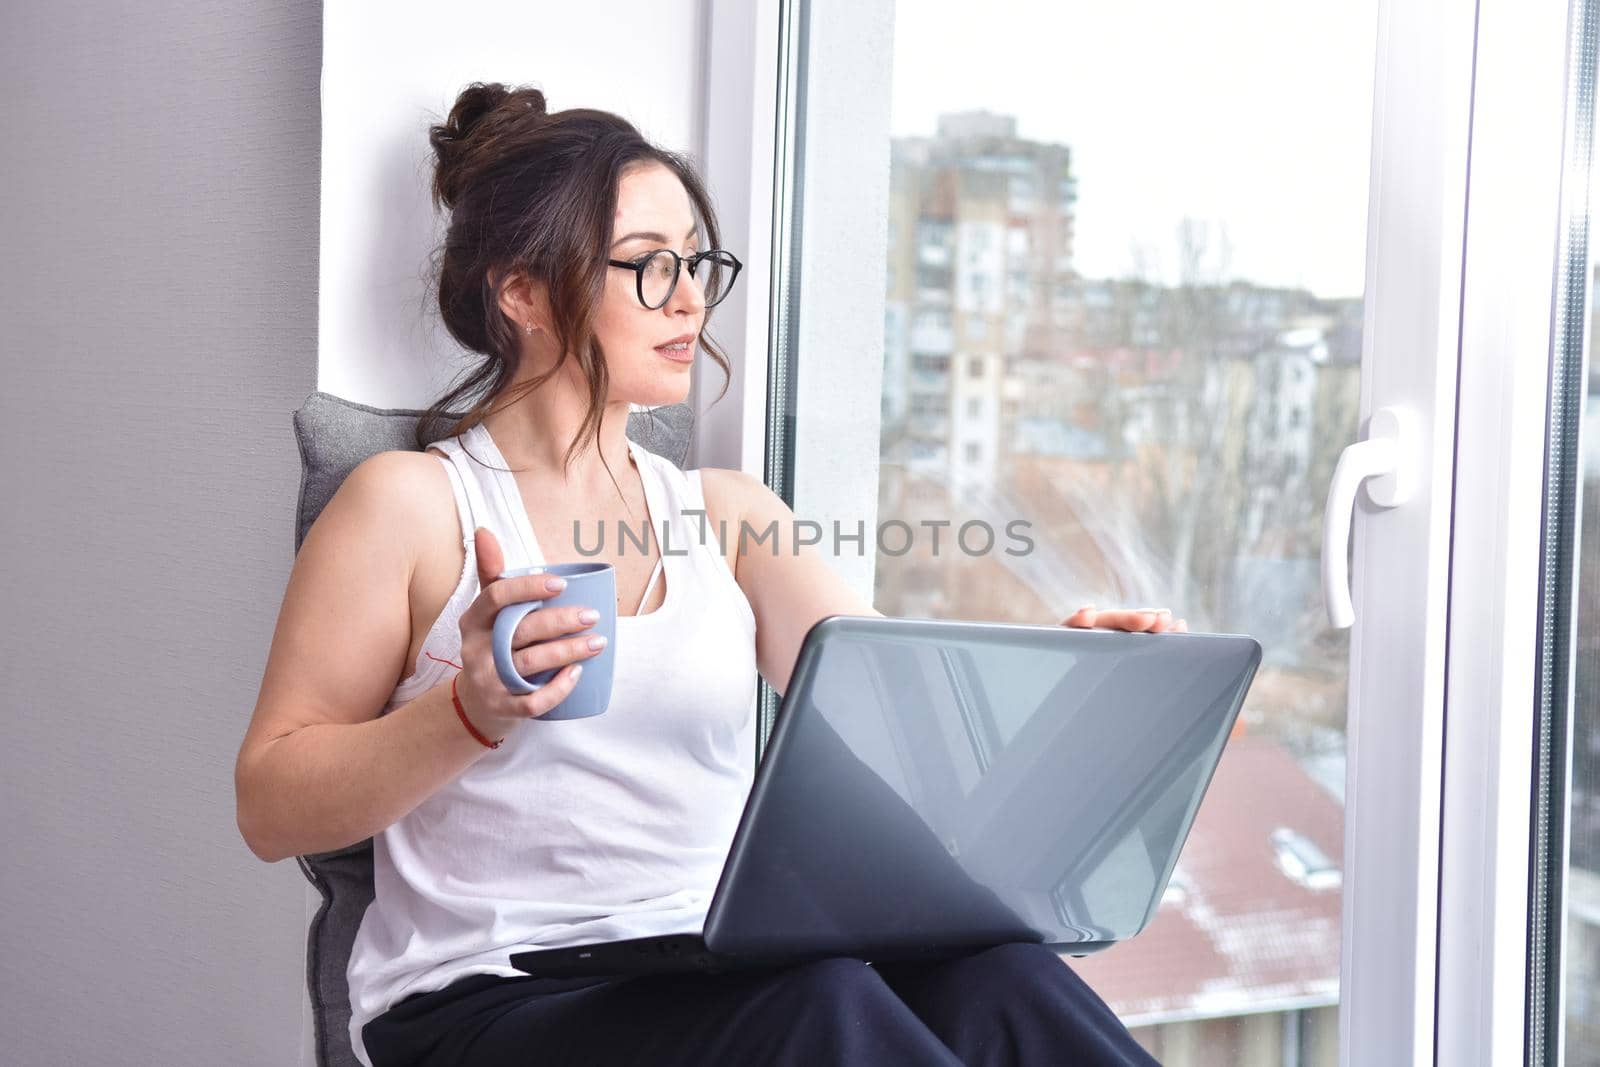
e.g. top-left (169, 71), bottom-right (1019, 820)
top-left (492, 601), bottom-right (551, 695)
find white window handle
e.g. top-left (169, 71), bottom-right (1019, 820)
top-left (1321, 405), bottom-right (1415, 629)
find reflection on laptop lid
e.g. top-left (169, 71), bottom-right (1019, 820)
top-left (702, 615), bottom-right (1262, 958)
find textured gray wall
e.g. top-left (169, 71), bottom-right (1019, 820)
top-left (0, 3), bottom-right (322, 1063)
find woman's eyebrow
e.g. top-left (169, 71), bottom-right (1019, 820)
top-left (611, 225), bottom-right (699, 249)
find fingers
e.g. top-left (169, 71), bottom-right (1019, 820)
top-left (472, 526), bottom-right (504, 590)
top-left (456, 622), bottom-right (599, 730)
top-left (514, 604), bottom-right (600, 646)
top-left (1061, 606), bottom-right (1188, 633)
top-left (453, 527), bottom-right (610, 730)
top-left (461, 568), bottom-right (568, 630)
top-left (465, 526), bottom-right (554, 624)
top-left (1062, 605), bottom-right (1098, 628)
top-left (1096, 609), bottom-right (1164, 632)
top-left (509, 629), bottom-right (608, 679)
top-left (518, 661), bottom-right (588, 719)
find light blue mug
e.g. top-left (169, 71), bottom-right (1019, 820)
top-left (491, 562), bottom-right (616, 720)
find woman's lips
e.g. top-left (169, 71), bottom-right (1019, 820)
top-left (654, 341), bottom-right (695, 363)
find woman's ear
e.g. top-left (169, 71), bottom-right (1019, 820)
top-left (494, 267), bottom-right (549, 334)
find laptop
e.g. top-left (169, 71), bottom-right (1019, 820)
top-left (509, 613), bottom-right (1262, 979)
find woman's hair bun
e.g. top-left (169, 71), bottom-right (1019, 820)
top-left (429, 81), bottom-right (549, 211)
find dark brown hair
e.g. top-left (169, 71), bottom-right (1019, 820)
top-left (414, 81), bottom-right (732, 481)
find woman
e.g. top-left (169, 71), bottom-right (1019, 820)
top-left (235, 82), bottom-right (1184, 1067)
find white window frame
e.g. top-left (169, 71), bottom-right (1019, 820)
top-left (696, 0), bottom-right (891, 602)
top-left (693, 0), bottom-right (1583, 1061)
top-left (690, 0), bottom-right (784, 479)
top-left (1435, 0), bottom-right (1577, 1061)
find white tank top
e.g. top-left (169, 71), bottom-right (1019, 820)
top-left (344, 421), bottom-right (758, 1067)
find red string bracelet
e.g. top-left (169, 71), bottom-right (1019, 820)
top-left (451, 671), bottom-right (503, 749)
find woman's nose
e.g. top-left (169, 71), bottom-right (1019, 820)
top-left (671, 267), bottom-right (708, 312)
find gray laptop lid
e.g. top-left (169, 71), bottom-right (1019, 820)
top-left (702, 614), bottom-right (1262, 959)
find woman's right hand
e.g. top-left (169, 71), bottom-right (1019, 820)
top-left (453, 526), bottom-right (607, 741)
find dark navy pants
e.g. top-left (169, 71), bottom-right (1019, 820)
top-left (362, 942), bottom-right (1159, 1067)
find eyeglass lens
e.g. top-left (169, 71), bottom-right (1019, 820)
top-left (641, 250), bottom-right (736, 309)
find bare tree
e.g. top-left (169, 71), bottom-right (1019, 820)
top-left (1126, 217), bottom-right (1259, 623)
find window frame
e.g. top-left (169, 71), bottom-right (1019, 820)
top-left (1435, 0), bottom-right (1581, 1061)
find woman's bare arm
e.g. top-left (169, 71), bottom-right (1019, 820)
top-left (700, 468), bottom-right (883, 699)
top-left (234, 453), bottom-right (496, 862)
top-left (698, 468), bottom-right (1190, 705)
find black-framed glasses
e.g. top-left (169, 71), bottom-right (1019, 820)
top-left (606, 249), bottom-right (743, 310)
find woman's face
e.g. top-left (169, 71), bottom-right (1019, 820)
top-left (590, 162), bottom-right (708, 407)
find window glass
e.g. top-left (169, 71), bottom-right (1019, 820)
top-left (1563, 139), bottom-right (1600, 1067)
top-left (874, 3), bottom-right (1378, 1060)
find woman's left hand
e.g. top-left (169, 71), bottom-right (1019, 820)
top-left (1060, 606), bottom-right (1188, 633)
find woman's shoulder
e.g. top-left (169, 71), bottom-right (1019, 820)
top-left (380, 447), bottom-right (455, 497)
top-left (345, 449), bottom-right (452, 520)
top-left (693, 466), bottom-right (758, 518)
top-left (696, 466), bottom-right (787, 526)
top-left (362, 448), bottom-right (462, 564)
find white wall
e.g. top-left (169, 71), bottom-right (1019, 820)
top-left (318, 0), bottom-right (709, 409)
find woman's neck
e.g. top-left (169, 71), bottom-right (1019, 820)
top-left (482, 382), bottom-right (637, 496)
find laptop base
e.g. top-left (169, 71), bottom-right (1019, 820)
top-left (509, 933), bottom-right (1031, 980)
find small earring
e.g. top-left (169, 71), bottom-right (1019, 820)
top-left (524, 323), bottom-right (536, 335)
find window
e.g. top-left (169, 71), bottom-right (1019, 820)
top-left (1543, 18), bottom-right (1600, 1059)
top-left (757, 0), bottom-right (1499, 1060)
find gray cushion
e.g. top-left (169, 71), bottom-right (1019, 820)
top-left (289, 389), bottom-right (695, 1067)
top-left (292, 389), bottom-right (696, 555)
